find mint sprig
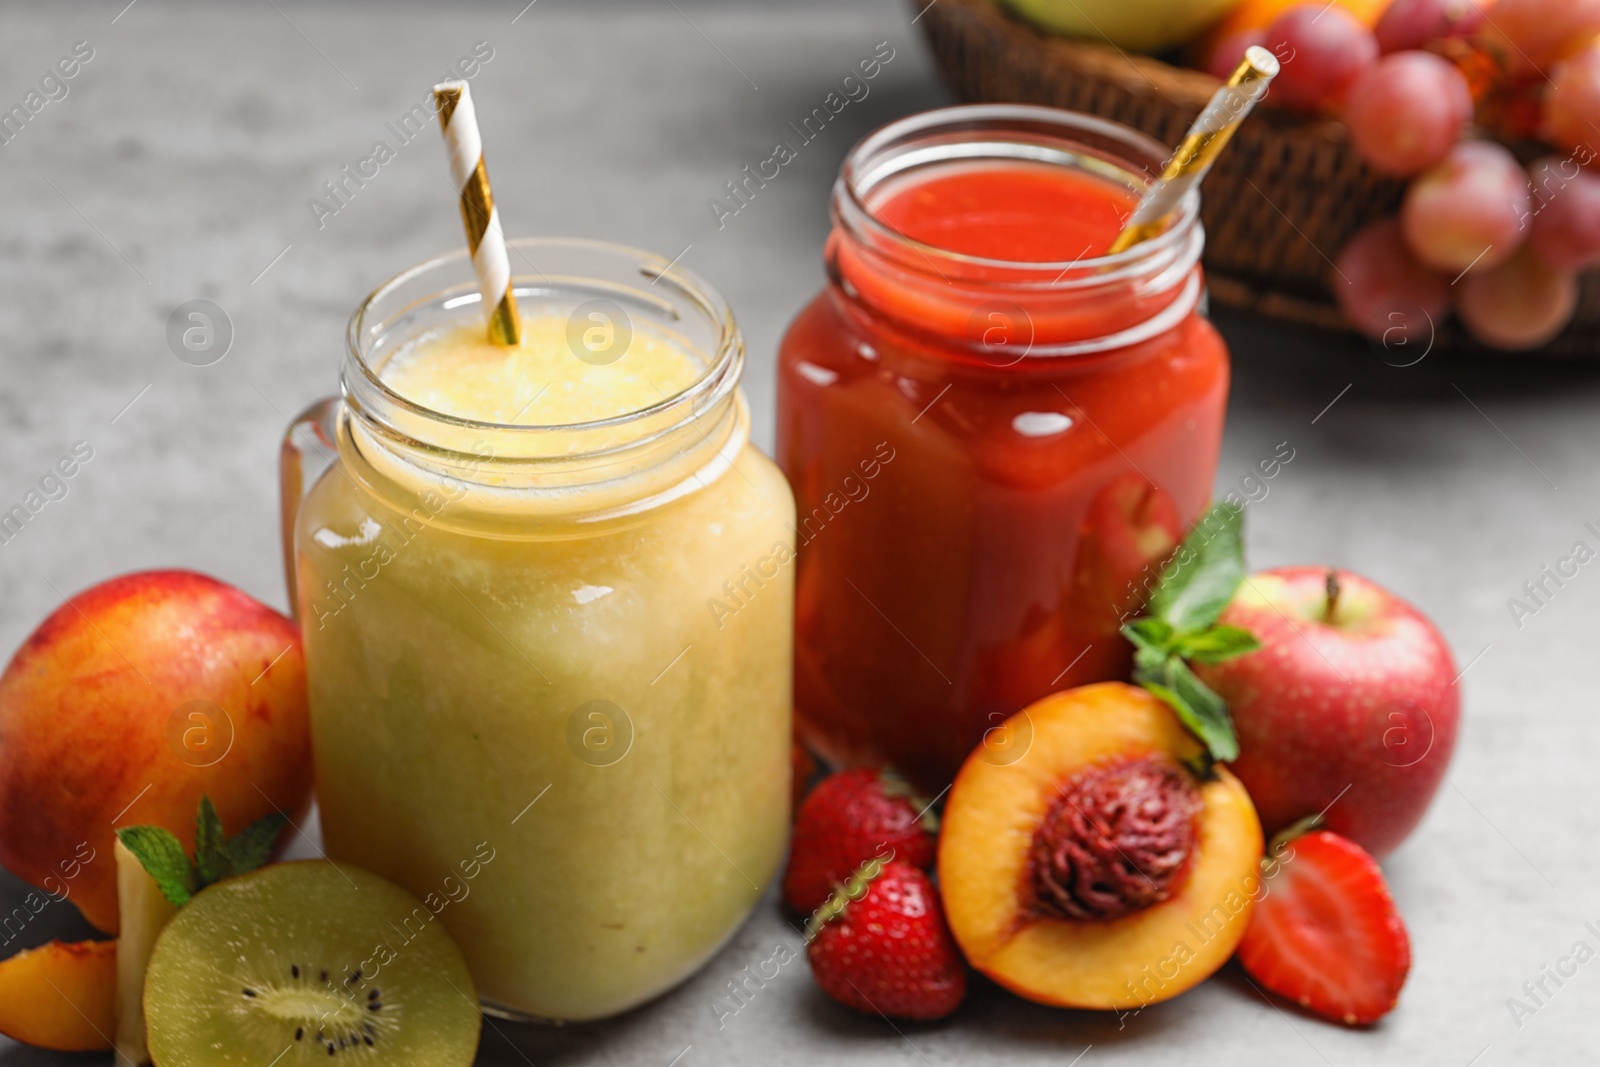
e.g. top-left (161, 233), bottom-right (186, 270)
top-left (1122, 501), bottom-right (1260, 765)
top-left (115, 825), bottom-right (197, 907)
top-left (116, 796), bottom-right (288, 907)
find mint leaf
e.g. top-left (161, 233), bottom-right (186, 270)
top-left (221, 813), bottom-right (288, 878)
top-left (194, 796), bottom-right (226, 886)
top-left (1123, 501), bottom-right (1255, 764)
top-left (1148, 501), bottom-right (1246, 633)
top-left (1171, 624), bottom-right (1261, 664)
top-left (116, 826), bottom-right (196, 907)
top-left (1131, 643), bottom-right (1168, 676)
top-left (1121, 620), bottom-right (1174, 677)
top-left (1121, 617), bottom-right (1173, 652)
top-left (1162, 658), bottom-right (1239, 762)
top-left (1136, 656), bottom-right (1239, 764)
top-left (118, 797), bottom-right (287, 910)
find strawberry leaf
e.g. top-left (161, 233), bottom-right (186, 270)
top-left (803, 849), bottom-right (895, 943)
top-left (116, 826), bottom-right (196, 908)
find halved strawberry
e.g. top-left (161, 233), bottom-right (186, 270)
top-left (1237, 829), bottom-right (1411, 1025)
top-left (782, 768), bottom-right (938, 915)
top-left (806, 859), bottom-right (966, 1021)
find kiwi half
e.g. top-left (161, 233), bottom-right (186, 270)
top-left (143, 861), bottom-right (480, 1066)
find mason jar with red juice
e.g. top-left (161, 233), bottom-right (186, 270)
top-left (776, 105), bottom-right (1230, 791)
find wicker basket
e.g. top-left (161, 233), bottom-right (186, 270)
top-left (917, 0), bottom-right (1600, 358)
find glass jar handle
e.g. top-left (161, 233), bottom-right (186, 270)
top-left (279, 396), bottom-right (340, 621)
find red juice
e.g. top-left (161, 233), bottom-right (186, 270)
top-left (776, 107), bottom-right (1230, 791)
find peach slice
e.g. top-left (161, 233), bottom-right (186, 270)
top-left (0, 939), bottom-right (117, 1051)
top-left (939, 682), bottom-right (1263, 1011)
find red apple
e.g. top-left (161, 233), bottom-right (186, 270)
top-left (1195, 566), bottom-right (1459, 857)
top-left (0, 570), bottom-right (312, 933)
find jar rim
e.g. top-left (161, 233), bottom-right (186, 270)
top-left (343, 236), bottom-right (742, 453)
top-left (834, 103), bottom-right (1201, 289)
top-left (334, 237), bottom-right (750, 521)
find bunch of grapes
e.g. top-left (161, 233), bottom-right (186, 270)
top-left (1209, 0), bottom-right (1600, 351)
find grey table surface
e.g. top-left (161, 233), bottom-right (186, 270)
top-left (1, 1), bottom-right (1596, 1064)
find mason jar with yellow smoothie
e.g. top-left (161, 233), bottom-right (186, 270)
top-left (279, 238), bottom-right (795, 1021)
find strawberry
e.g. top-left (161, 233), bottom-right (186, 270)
top-left (782, 768), bottom-right (938, 915)
top-left (806, 858), bottom-right (966, 1020)
top-left (1237, 829), bottom-right (1411, 1026)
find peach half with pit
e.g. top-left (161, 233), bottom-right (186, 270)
top-left (939, 682), bottom-right (1263, 1010)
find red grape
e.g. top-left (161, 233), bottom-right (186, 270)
top-left (1375, 0), bottom-right (1488, 53)
top-left (1455, 245), bottom-right (1579, 349)
top-left (1477, 0), bottom-right (1600, 74)
top-left (1401, 140), bottom-right (1531, 273)
top-left (1527, 156), bottom-right (1600, 271)
top-left (1263, 5), bottom-right (1380, 112)
top-left (1346, 52), bottom-right (1474, 175)
top-left (1333, 218), bottom-right (1452, 347)
top-left (1545, 45), bottom-right (1600, 156)
top-left (1206, 28), bottom-right (1269, 81)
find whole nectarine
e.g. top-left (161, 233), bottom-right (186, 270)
top-left (0, 570), bottom-right (311, 933)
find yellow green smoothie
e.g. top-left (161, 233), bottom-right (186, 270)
top-left (295, 308), bottom-right (794, 1021)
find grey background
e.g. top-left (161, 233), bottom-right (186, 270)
top-left (1, 1), bottom-right (1596, 1064)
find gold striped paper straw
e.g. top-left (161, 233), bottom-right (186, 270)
top-left (433, 80), bottom-right (521, 346)
top-left (1109, 46), bottom-right (1280, 254)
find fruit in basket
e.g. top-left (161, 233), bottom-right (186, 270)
top-left (1237, 829), bottom-right (1411, 1025)
top-left (1345, 52), bottom-right (1474, 175)
top-left (1262, 5), bottom-right (1380, 112)
top-left (805, 857), bottom-right (967, 1020)
top-left (143, 861), bottom-right (481, 1066)
top-left (1529, 157), bottom-right (1600, 272)
top-left (1332, 219), bottom-right (1451, 344)
top-left (938, 683), bottom-right (1263, 1010)
top-left (1002, 0), bottom-right (1246, 54)
top-left (1151, 0), bottom-right (1594, 351)
top-left (1337, 123), bottom-right (1587, 351)
top-left (1475, 0), bottom-right (1600, 75)
top-left (1204, 27), bottom-right (1272, 78)
top-left (1400, 140), bottom-right (1530, 274)
top-left (1194, 568), bottom-right (1459, 858)
top-left (1200, 0), bottom-right (1385, 69)
top-left (1545, 45), bottom-right (1600, 155)
top-left (0, 570), bottom-right (311, 934)
top-left (1277, 0), bottom-right (1598, 349)
top-left (1213, 0), bottom-right (1388, 37)
top-left (783, 767), bottom-right (938, 915)
top-left (1455, 245), bottom-right (1581, 349)
top-left (0, 940), bottom-right (117, 1051)
top-left (1375, 0), bottom-right (1490, 53)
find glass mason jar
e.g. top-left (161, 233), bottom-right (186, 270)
top-left (777, 105), bottom-right (1229, 793)
top-left (280, 239), bottom-right (795, 1022)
